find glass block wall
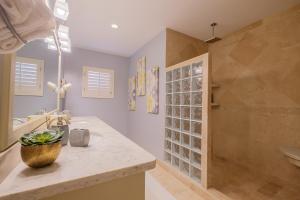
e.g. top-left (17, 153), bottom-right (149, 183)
top-left (165, 61), bottom-right (203, 184)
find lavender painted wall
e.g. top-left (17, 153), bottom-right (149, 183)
top-left (63, 48), bottom-right (130, 135)
top-left (14, 41), bottom-right (58, 117)
top-left (128, 31), bottom-right (166, 159)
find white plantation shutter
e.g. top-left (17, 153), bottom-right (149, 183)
top-left (82, 66), bottom-right (114, 98)
top-left (15, 57), bottom-right (44, 96)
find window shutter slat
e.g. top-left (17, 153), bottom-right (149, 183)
top-left (83, 67), bottom-right (114, 98)
top-left (14, 57), bottom-right (44, 96)
top-left (15, 62), bottom-right (39, 89)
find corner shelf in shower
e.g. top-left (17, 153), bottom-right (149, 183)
top-left (164, 53), bottom-right (211, 189)
top-left (212, 83), bottom-right (220, 88)
top-left (211, 103), bottom-right (220, 108)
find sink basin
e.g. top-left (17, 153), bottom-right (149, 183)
top-left (280, 146), bottom-right (300, 168)
top-left (12, 118), bottom-right (27, 128)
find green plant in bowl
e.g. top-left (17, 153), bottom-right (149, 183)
top-left (19, 130), bottom-right (64, 146)
top-left (19, 130), bottom-right (64, 168)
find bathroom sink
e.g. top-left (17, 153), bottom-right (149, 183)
top-left (280, 146), bottom-right (300, 168)
top-left (12, 118), bottom-right (27, 128)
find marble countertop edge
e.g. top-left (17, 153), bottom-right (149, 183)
top-left (0, 160), bottom-right (156, 200)
top-left (0, 117), bottom-right (157, 200)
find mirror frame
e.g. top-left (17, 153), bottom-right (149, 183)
top-left (0, 53), bottom-right (58, 152)
top-left (0, 54), bottom-right (15, 151)
top-left (0, 30), bottom-right (63, 152)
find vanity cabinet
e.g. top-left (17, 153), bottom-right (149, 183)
top-left (164, 53), bottom-right (211, 188)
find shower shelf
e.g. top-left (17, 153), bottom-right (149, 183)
top-left (164, 54), bottom-right (210, 188)
top-left (211, 103), bottom-right (220, 107)
top-left (212, 83), bottom-right (220, 88)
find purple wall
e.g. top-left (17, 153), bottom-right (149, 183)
top-left (14, 41), bottom-right (58, 117)
top-left (128, 31), bottom-right (166, 159)
top-left (63, 47), bottom-right (130, 135)
top-left (14, 32), bottom-right (167, 159)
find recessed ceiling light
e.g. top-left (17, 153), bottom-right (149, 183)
top-left (111, 24), bottom-right (119, 29)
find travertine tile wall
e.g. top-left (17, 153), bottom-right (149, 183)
top-left (166, 29), bottom-right (208, 67)
top-left (209, 5), bottom-right (300, 186)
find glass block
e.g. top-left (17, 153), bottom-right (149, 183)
top-left (173, 68), bottom-right (181, 80)
top-left (166, 71), bottom-right (172, 82)
top-left (165, 140), bottom-right (171, 151)
top-left (166, 106), bottom-right (172, 116)
top-left (192, 62), bottom-right (203, 76)
top-left (172, 131), bottom-right (180, 143)
top-left (192, 137), bottom-right (201, 152)
top-left (191, 92), bottom-right (202, 105)
top-left (165, 128), bottom-right (172, 140)
top-left (180, 160), bottom-right (189, 176)
top-left (191, 151), bottom-right (201, 167)
top-left (191, 107), bottom-right (202, 121)
top-left (191, 121), bottom-right (201, 136)
top-left (166, 83), bottom-right (172, 93)
top-left (181, 106), bottom-right (190, 119)
top-left (173, 81), bottom-right (181, 93)
top-left (165, 152), bottom-right (171, 163)
top-left (172, 156), bottom-right (180, 169)
top-left (181, 120), bottom-right (190, 133)
top-left (192, 77), bottom-right (202, 91)
top-left (165, 117), bottom-right (172, 128)
top-left (173, 94), bottom-right (181, 105)
top-left (182, 79), bottom-right (191, 91)
top-left (181, 146), bottom-right (190, 161)
top-left (191, 167), bottom-right (201, 182)
top-left (173, 106), bottom-right (180, 118)
top-left (181, 133), bottom-right (190, 147)
top-left (182, 65), bottom-right (191, 78)
top-left (166, 94), bottom-right (172, 105)
top-left (173, 118), bottom-right (180, 130)
top-left (172, 143), bottom-right (180, 156)
top-left (182, 93), bottom-right (190, 105)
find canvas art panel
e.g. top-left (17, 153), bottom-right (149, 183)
top-left (128, 76), bottom-right (136, 111)
top-left (146, 66), bottom-right (159, 114)
top-left (137, 56), bottom-right (146, 96)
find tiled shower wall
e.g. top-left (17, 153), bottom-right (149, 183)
top-left (210, 5), bottom-right (300, 186)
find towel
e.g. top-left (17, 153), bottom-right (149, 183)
top-left (0, 0), bottom-right (56, 54)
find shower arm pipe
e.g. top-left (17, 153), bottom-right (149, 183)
top-left (52, 30), bottom-right (62, 112)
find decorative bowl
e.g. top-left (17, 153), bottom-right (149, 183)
top-left (19, 130), bottom-right (63, 168)
top-left (21, 142), bottom-right (62, 168)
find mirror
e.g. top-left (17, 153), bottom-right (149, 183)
top-left (12, 40), bottom-right (58, 131)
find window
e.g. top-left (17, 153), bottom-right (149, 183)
top-left (82, 66), bottom-right (114, 98)
top-left (14, 57), bottom-right (44, 96)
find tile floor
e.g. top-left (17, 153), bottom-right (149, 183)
top-left (145, 164), bottom-right (220, 200)
top-left (212, 157), bottom-right (300, 200)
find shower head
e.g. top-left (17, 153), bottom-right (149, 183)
top-left (205, 22), bottom-right (221, 43)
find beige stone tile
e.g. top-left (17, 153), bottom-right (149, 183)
top-left (212, 157), bottom-right (300, 200)
top-left (229, 32), bottom-right (268, 66)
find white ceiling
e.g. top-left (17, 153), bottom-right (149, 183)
top-left (67, 0), bottom-right (300, 57)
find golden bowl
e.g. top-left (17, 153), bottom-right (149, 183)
top-left (21, 142), bottom-right (62, 168)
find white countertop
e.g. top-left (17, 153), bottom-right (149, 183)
top-left (0, 117), bottom-right (156, 200)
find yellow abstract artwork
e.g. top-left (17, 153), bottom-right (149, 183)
top-left (146, 66), bottom-right (159, 114)
top-left (128, 76), bottom-right (136, 111)
top-left (137, 56), bottom-right (146, 96)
